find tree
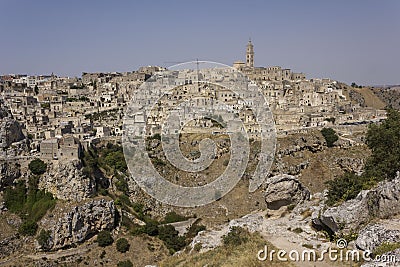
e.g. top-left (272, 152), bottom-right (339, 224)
top-left (97, 230), bottom-right (114, 247)
top-left (28, 158), bottom-right (47, 175)
top-left (326, 109), bottom-right (400, 206)
top-left (116, 238), bottom-right (130, 253)
top-left (321, 128), bottom-right (339, 147)
top-left (364, 108), bottom-right (400, 182)
top-left (158, 225), bottom-right (186, 253)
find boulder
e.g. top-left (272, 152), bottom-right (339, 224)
top-left (40, 199), bottom-right (116, 250)
top-left (39, 160), bottom-right (96, 202)
top-left (0, 103), bottom-right (24, 149)
top-left (355, 219), bottom-right (400, 252)
top-left (313, 173), bottom-right (400, 234)
top-left (360, 248), bottom-right (400, 267)
top-left (264, 174), bottom-right (310, 210)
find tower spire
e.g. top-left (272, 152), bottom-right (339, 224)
top-left (246, 39), bottom-right (254, 68)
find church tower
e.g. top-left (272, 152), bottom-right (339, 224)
top-left (246, 39), bottom-right (254, 68)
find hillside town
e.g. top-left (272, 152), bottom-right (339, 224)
top-left (0, 41), bottom-right (386, 162)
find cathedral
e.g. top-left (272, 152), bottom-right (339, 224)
top-left (233, 40), bottom-right (305, 83)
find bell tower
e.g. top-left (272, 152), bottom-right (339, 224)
top-left (246, 39), bottom-right (254, 68)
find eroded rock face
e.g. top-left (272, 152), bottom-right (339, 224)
top-left (41, 199), bottom-right (116, 250)
top-left (355, 219), bottom-right (400, 252)
top-left (360, 248), bottom-right (400, 267)
top-left (313, 173), bottom-right (400, 234)
top-left (0, 161), bottom-right (21, 190)
top-left (0, 104), bottom-right (24, 149)
top-left (39, 160), bottom-right (96, 202)
top-left (264, 174), bottom-right (310, 210)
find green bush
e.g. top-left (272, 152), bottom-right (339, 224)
top-left (116, 238), bottom-right (130, 253)
top-left (143, 219), bottom-right (159, 236)
top-left (222, 226), bottom-right (249, 246)
top-left (162, 211), bottom-right (187, 224)
top-left (97, 230), bottom-right (114, 247)
top-left (364, 108), bottom-right (400, 182)
top-left (321, 128), bottom-right (339, 147)
top-left (326, 109), bottom-right (400, 206)
top-left (4, 177), bottom-right (56, 222)
top-left (19, 221), bottom-right (38, 236)
top-left (28, 159), bottom-right (47, 175)
top-left (158, 225), bottom-right (186, 253)
top-left (117, 260), bottom-right (133, 267)
top-left (325, 172), bottom-right (366, 206)
top-left (37, 229), bottom-right (52, 250)
top-left (4, 181), bottom-right (26, 213)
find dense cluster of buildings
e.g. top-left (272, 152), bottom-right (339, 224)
top-left (0, 41), bottom-right (385, 161)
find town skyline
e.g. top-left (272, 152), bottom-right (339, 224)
top-left (1, 0), bottom-right (400, 85)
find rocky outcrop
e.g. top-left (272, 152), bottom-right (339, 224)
top-left (313, 173), bottom-right (400, 233)
top-left (336, 157), bottom-right (365, 174)
top-left (264, 174), bottom-right (310, 210)
top-left (39, 160), bottom-right (96, 202)
top-left (276, 134), bottom-right (324, 158)
top-left (190, 213), bottom-right (265, 253)
top-left (0, 103), bottom-right (24, 149)
top-left (40, 199), bottom-right (116, 250)
top-left (360, 248), bottom-right (400, 267)
top-left (355, 219), bottom-right (400, 252)
top-left (0, 235), bottom-right (22, 259)
top-left (0, 160), bottom-right (21, 190)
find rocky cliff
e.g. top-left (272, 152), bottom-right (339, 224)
top-left (39, 160), bottom-right (96, 202)
top-left (0, 104), bottom-right (24, 149)
top-left (0, 160), bottom-right (21, 190)
top-left (313, 172), bottom-right (400, 234)
top-left (38, 199), bottom-right (116, 250)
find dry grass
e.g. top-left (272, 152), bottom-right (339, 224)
top-left (160, 232), bottom-right (294, 267)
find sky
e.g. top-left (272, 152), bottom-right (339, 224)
top-left (1, 0), bottom-right (399, 85)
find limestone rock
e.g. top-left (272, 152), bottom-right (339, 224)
top-left (0, 103), bottom-right (24, 149)
top-left (42, 199), bottom-right (116, 250)
top-left (313, 173), bottom-right (400, 233)
top-left (264, 174), bottom-right (310, 210)
top-left (39, 160), bottom-right (96, 202)
top-left (0, 160), bottom-right (21, 190)
top-left (360, 248), bottom-right (400, 267)
top-left (355, 219), bottom-right (400, 252)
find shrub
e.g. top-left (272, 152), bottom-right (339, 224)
top-left (325, 172), bottom-right (366, 206)
top-left (222, 226), bottom-right (249, 246)
top-left (162, 211), bottom-right (187, 224)
top-left (4, 177), bottom-right (56, 222)
top-left (325, 109), bottom-right (400, 206)
top-left (117, 260), bottom-right (133, 267)
top-left (37, 229), bottom-right (52, 250)
top-left (158, 225), bottom-right (186, 253)
top-left (143, 219), bottom-right (159, 236)
top-left (292, 227), bottom-right (303, 234)
top-left (116, 238), bottom-right (130, 253)
top-left (28, 159), bottom-right (47, 175)
top-left (97, 230), bottom-right (114, 247)
top-left (364, 108), bottom-right (400, 182)
top-left (321, 128), bottom-right (338, 147)
top-left (4, 181), bottom-right (26, 213)
top-left (19, 221), bottom-right (38, 236)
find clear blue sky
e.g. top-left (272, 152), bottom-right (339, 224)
top-left (1, 0), bottom-right (399, 85)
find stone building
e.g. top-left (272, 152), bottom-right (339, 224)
top-left (40, 135), bottom-right (81, 161)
